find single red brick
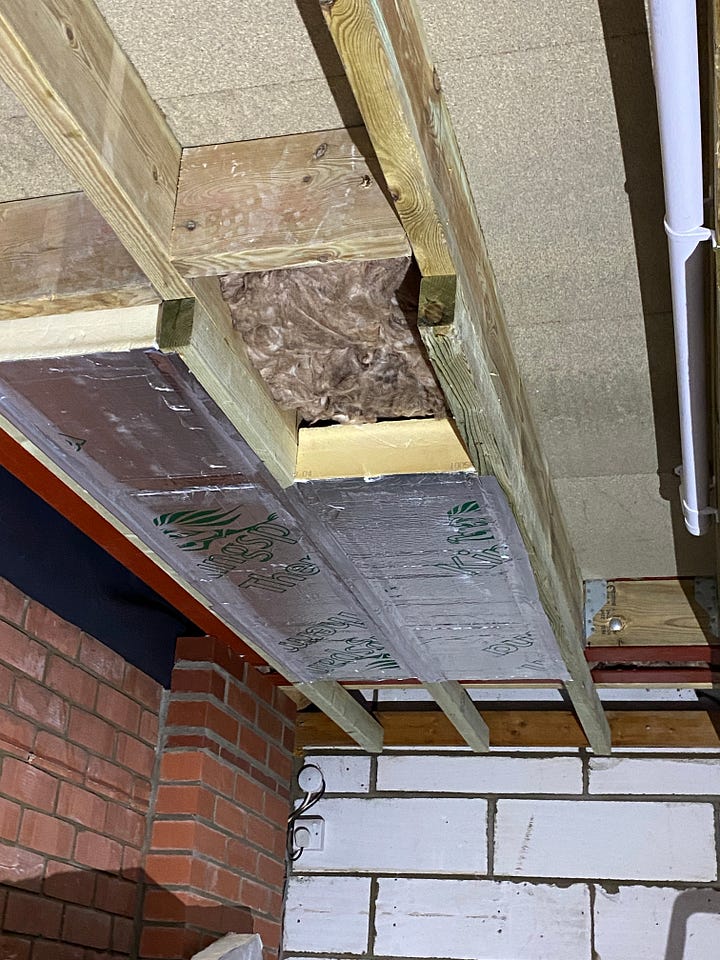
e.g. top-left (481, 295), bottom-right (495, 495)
top-left (267, 745), bottom-right (292, 782)
top-left (0, 577), bottom-right (28, 624)
top-left (144, 853), bottom-right (192, 886)
top-left (94, 873), bottom-right (137, 917)
top-left (96, 685), bottom-right (141, 735)
top-left (234, 772), bottom-right (265, 814)
top-left (122, 663), bottom-right (162, 711)
top-left (57, 781), bottom-right (107, 829)
top-left (191, 859), bottom-right (240, 902)
top-left (13, 676), bottom-right (68, 732)
top-left (240, 878), bottom-right (271, 914)
top-left (74, 830), bottom-right (122, 873)
top-left (34, 730), bottom-right (88, 783)
top-left (0, 707), bottom-right (35, 757)
top-left (171, 666), bottom-right (225, 701)
top-left (263, 791), bottom-right (290, 827)
top-left (239, 726), bottom-right (267, 764)
top-left (67, 707), bottom-right (114, 757)
top-left (0, 661), bottom-right (13, 702)
top-left (143, 887), bottom-right (222, 924)
top-left (44, 656), bottom-right (98, 710)
top-left (250, 766), bottom-right (276, 793)
top-left (154, 783), bottom-right (215, 819)
top-left (19, 809), bottom-right (75, 858)
top-left (0, 841), bottom-right (44, 891)
top-left (243, 665), bottom-right (273, 701)
top-left (139, 708), bottom-right (160, 745)
top-left (159, 750), bottom-right (205, 783)
top-left (44, 858), bottom-right (95, 905)
top-left (165, 733), bottom-right (220, 753)
top-left (281, 723), bottom-right (295, 753)
top-left (256, 704), bottom-right (283, 743)
top-left (0, 757), bottom-right (57, 811)
top-left (133, 777), bottom-right (152, 811)
top-left (103, 801), bottom-right (145, 848)
top-left (193, 823), bottom-right (228, 863)
top-left (78, 634), bottom-right (124, 685)
top-left (221, 903), bottom-right (255, 934)
top-left (256, 854), bottom-right (286, 890)
top-left (0, 933), bottom-right (31, 960)
top-left (139, 925), bottom-right (202, 959)
top-left (112, 914), bottom-right (135, 953)
top-left (201, 755), bottom-right (235, 798)
top-left (226, 838), bottom-right (258, 875)
top-left (167, 699), bottom-right (239, 745)
top-left (272, 685), bottom-right (296, 720)
top-left (214, 796), bottom-right (248, 836)
top-left (249, 813), bottom-right (284, 858)
top-left (62, 903), bottom-right (112, 949)
top-left (226, 683), bottom-right (257, 723)
top-left (253, 916), bottom-right (281, 951)
top-left (0, 621), bottom-right (45, 679)
top-left (114, 732), bottom-right (155, 779)
top-left (24, 602), bottom-right (81, 658)
top-left (0, 797), bottom-right (21, 841)
top-left (4, 890), bottom-right (62, 938)
top-left (174, 635), bottom-right (219, 665)
top-left (85, 755), bottom-right (134, 802)
top-left (31, 943), bottom-right (85, 960)
top-left (121, 843), bottom-right (142, 880)
top-left (150, 819), bottom-right (196, 851)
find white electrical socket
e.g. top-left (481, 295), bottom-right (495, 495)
top-left (293, 816), bottom-right (324, 851)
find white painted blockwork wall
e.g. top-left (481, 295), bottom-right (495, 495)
top-left (283, 750), bottom-right (720, 959)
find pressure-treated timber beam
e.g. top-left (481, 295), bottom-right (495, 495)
top-left (586, 579), bottom-right (718, 647)
top-left (423, 681), bottom-right (490, 752)
top-left (172, 130), bottom-right (409, 276)
top-left (296, 707), bottom-right (720, 751)
top-left (0, 0), bottom-right (295, 487)
top-left (0, 412), bottom-right (382, 752)
top-left (319, 0), bottom-right (610, 754)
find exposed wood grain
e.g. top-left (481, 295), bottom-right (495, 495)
top-left (296, 707), bottom-right (720, 751)
top-left (423, 681), bottom-right (490, 751)
top-left (0, 193), bottom-right (157, 320)
top-left (587, 579), bottom-right (717, 647)
top-left (295, 418), bottom-right (471, 480)
top-left (322, 0), bottom-right (609, 754)
top-left (295, 681), bottom-right (384, 753)
top-left (172, 130), bottom-right (410, 276)
top-left (0, 0), bottom-right (187, 299)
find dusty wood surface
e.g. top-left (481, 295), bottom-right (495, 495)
top-left (423, 681), bottom-right (490, 751)
top-left (587, 579), bottom-right (717, 647)
top-left (0, 193), bottom-right (157, 320)
top-left (296, 707), bottom-right (720, 750)
top-left (295, 681), bottom-right (384, 753)
top-left (172, 130), bottom-right (409, 276)
top-left (295, 418), bottom-right (471, 479)
top-left (321, 0), bottom-right (609, 753)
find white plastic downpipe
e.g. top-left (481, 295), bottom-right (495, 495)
top-left (647, 0), bottom-right (713, 535)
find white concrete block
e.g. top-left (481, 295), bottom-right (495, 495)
top-left (377, 754), bottom-right (582, 794)
top-left (374, 878), bottom-right (590, 959)
top-left (589, 757), bottom-right (720, 796)
top-left (295, 798), bottom-right (487, 874)
top-left (283, 876), bottom-right (370, 955)
top-left (494, 800), bottom-right (716, 881)
top-left (594, 885), bottom-right (720, 960)
top-left (303, 755), bottom-right (371, 793)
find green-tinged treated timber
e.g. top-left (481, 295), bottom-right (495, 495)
top-left (172, 129), bottom-right (409, 276)
top-left (423, 681), bottom-right (490, 751)
top-left (322, 0), bottom-right (610, 754)
top-left (295, 682), bottom-right (384, 753)
top-left (0, 1), bottom-right (298, 490)
top-left (295, 707), bottom-right (720, 751)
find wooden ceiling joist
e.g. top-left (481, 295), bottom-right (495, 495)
top-left (319, 0), bottom-right (611, 753)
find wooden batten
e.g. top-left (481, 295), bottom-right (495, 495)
top-left (320, 0), bottom-right (610, 753)
top-left (172, 129), bottom-right (410, 276)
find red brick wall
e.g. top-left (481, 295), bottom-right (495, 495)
top-left (0, 577), bottom-right (162, 958)
top-left (0, 577), bottom-right (296, 960)
top-left (142, 637), bottom-right (295, 960)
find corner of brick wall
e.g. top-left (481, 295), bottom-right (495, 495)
top-left (141, 636), bottom-right (296, 960)
top-left (0, 576), bottom-right (163, 959)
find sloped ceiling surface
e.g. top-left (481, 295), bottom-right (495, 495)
top-left (0, 0), bottom-right (713, 577)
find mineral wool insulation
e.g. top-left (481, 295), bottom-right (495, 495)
top-left (220, 257), bottom-right (446, 423)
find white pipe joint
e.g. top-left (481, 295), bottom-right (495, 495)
top-left (648, 0), bottom-right (713, 536)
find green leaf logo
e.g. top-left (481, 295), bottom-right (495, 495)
top-left (153, 505), bottom-right (251, 552)
top-left (448, 500), bottom-right (480, 518)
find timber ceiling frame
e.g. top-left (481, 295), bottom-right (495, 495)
top-left (6, 0), bottom-right (702, 753)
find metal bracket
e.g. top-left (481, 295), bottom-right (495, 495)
top-left (694, 577), bottom-right (719, 637)
top-left (584, 579), bottom-right (607, 640)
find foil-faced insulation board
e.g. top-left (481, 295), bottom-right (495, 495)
top-left (0, 350), bottom-right (568, 683)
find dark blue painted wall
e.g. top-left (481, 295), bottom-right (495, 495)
top-left (0, 465), bottom-right (199, 686)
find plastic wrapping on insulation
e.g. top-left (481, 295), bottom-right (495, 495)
top-left (0, 349), bottom-right (569, 682)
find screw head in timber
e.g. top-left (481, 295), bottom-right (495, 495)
top-left (608, 616), bottom-right (624, 633)
top-left (185, 220), bottom-right (197, 231)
